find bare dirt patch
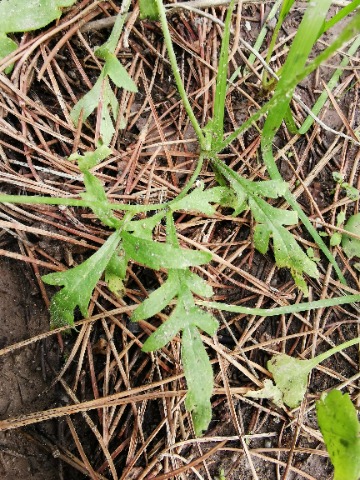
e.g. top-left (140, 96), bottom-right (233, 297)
top-left (0, 258), bottom-right (59, 479)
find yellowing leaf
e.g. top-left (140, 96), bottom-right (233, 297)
top-left (267, 338), bottom-right (360, 408)
top-left (245, 379), bottom-right (284, 407)
top-left (267, 354), bottom-right (313, 408)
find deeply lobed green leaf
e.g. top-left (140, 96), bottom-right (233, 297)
top-left (42, 230), bottom-right (122, 328)
top-left (129, 224), bottom-right (217, 435)
top-left (121, 231), bottom-right (211, 270)
top-left (125, 213), bottom-right (166, 240)
top-left (212, 158), bottom-right (318, 293)
top-left (182, 325), bottom-right (214, 436)
top-left (69, 146), bottom-right (121, 228)
top-left (170, 186), bottom-right (233, 216)
top-left (71, 5), bottom-right (137, 146)
top-left (70, 75), bottom-right (121, 146)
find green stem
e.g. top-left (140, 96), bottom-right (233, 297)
top-left (310, 336), bottom-right (360, 369)
top-left (218, 12), bottom-right (360, 153)
top-left (285, 191), bottom-right (346, 284)
top-left (155, 0), bottom-right (206, 148)
top-left (95, 0), bottom-right (132, 58)
top-left (0, 194), bottom-right (165, 213)
top-left (0, 155), bottom-right (204, 214)
top-left (299, 35), bottom-right (360, 134)
top-left (199, 294), bottom-right (360, 317)
top-left (171, 152), bottom-right (205, 202)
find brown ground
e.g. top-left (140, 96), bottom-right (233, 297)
top-left (0, 1), bottom-right (359, 479)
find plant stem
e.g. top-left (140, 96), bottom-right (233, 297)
top-left (155, 0), bottom-right (206, 148)
top-left (171, 152), bottom-right (205, 202)
top-left (310, 337), bottom-right (360, 368)
top-left (95, 0), bottom-right (132, 57)
top-left (199, 294), bottom-right (360, 317)
top-left (0, 155), bottom-right (204, 214)
top-left (0, 194), bottom-right (166, 213)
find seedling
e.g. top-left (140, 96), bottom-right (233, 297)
top-left (246, 337), bottom-right (360, 408)
top-left (0, 0), bottom-right (359, 438)
top-left (71, 0), bottom-right (137, 145)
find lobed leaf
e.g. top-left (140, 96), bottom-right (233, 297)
top-left (213, 158), bottom-right (319, 293)
top-left (184, 270), bottom-right (213, 298)
top-left (70, 146), bottom-right (120, 228)
top-left (241, 178), bottom-right (287, 199)
top-left (81, 171), bottom-right (121, 229)
top-left (142, 315), bottom-right (181, 352)
top-left (171, 186), bottom-right (232, 215)
top-left (132, 269), bottom-right (213, 322)
top-left (102, 51), bottom-right (137, 92)
top-left (267, 354), bottom-right (313, 408)
top-left (42, 230), bottom-right (122, 328)
top-left (70, 75), bottom-right (120, 146)
top-left (95, 8), bottom-right (129, 58)
top-left (69, 145), bottom-right (111, 172)
top-left (131, 270), bottom-right (180, 322)
top-left (258, 0), bottom-right (352, 285)
top-left (141, 290), bottom-right (218, 352)
top-left (267, 338), bottom-right (360, 408)
top-left (245, 379), bottom-right (283, 407)
top-left (316, 390), bottom-right (360, 480)
top-left (121, 231), bottom-right (212, 270)
top-left (125, 213), bottom-right (165, 240)
top-left (71, 7), bottom-right (137, 147)
top-left (182, 325), bottom-right (214, 436)
top-left (132, 261), bottom-right (217, 436)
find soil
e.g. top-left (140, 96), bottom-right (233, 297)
top-left (0, 259), bottom-right (59, 479)
top-left (0, 1), bottom-right (359, 479)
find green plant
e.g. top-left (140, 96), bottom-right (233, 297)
top-left (333, 172), bottom-right (360, 202)
top-left (246, 337), bottom-right (360, 408)
top-left (70, 0), bottom-right (137, 145)
top-left (317, 390), bottom-right (360, 480)
top-left (0, 0), bottom-right (76, 73)
top-left (247, 340), bottom-right (360, 479)
top-left (0, 0), bottom-right (360, 437)
top-left (342, 213), bottom-right (360, 259)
